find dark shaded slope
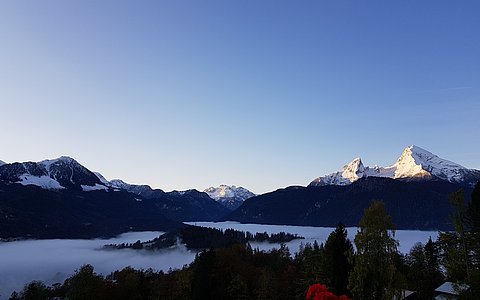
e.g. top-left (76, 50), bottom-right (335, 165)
top-left (107, 185), bottom-right (230, 222)
top-left (0, 182), bottom-right (182, 239)
top-left (226, 178), bottom-right (471, 230)
top-left (162, 190), bottom-right (230, 221)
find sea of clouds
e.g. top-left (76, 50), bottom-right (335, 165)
top-left (0, 222), bottom-right (438, 299)
top-left (0, 232), bottom-right (196, 299)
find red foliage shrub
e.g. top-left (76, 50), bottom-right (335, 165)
top-left (306, 283), bottom-right (351, 300)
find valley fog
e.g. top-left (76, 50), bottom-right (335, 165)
top-left (0, 232), bottom-right (196, 299)
top-left (0, 223), bottom-right (438, 299)
top-left (187, 222), bottom-right (439, 254)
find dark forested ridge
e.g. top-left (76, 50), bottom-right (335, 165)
top-left (0, 182), bottom-right (224, 239)
top-left (226, 177), bottom-right (473, 230)
top-left (0, 182), bottom-right (184, 239)
top-left (1, 177), bottom-right (474, 239)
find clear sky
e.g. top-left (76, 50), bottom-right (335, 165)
top-left (0, 1), bottom-right (479, 194)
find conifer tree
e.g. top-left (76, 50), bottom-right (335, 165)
top-left (348, 201), bottom-right (403, 300)
top-left (321, 223), bottom-right (353, 296)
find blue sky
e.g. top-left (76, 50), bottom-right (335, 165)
top-left (1, 1), bottom-right (479, 193)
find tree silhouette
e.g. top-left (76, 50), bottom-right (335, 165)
top-left (321, 223), bottom-right (353, 296)
top-left (348, 201), bottom-right (403, 300)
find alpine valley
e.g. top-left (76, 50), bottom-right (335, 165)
top-left (1, 145), bottom-right (479, 238)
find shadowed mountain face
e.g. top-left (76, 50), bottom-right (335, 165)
top-left (0, 158), bottom-right (229, 239)
top-left (0, 182), bottom-right (182, 239)
top-left (226, 177), bottom-right (473, 230)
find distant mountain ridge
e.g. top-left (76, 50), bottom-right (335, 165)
top-left (0, 156), bottom-right (106, 191)
top-left (310, 145), bottom-right (480, 187)
top-left (0, 157), bottom-right (229, 238)
top-left (226, 145), bottom-right (479, 230)
top-left (226, 177), bottom-right (476, 230)
top-left (204, 185), bottom-right (256, 210)
top-left (2, 145), bottom-right (479, 235)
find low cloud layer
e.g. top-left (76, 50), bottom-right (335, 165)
top-left (0, 232), bottom-right (196, 299)
top-left (0, 223), bottom-right (438, 299)
top-left (187, 222), bottom-right (439, 255)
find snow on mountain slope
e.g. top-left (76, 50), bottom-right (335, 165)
top-left (92, 172), bottom-right (158, 196)
top-left (109, 179), bottom-right (132, 190)
top-left (392, 145), bottom-right (466, 182)
top-left (310, 158), bottom-right (366, 186)
top-left (19, 174), bottom-right (65, 190)
top-left (205, 185), bottom-right (255, 201)
top-left (81, 184), bottom-right (109, 191)
top-left (310, 145), bottom-right (480, 186)
top-left (0, 157), bottom-right (107, 191)
top-left (0, 160), bottom-right (5, 166)
top-left (108, 179), bottom-right (154, 194)
top-left (204, 185), bottom-right (256, 210)
top-left (94, 172), bottom-right (110, 185)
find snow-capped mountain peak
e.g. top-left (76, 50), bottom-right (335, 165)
top-left (393, 145), bottom-right (467, 182)
top-left (310, 157), bottom-right (366, 186)
top-left (204, 185), bottom-right (256, 210)
top-left (309, 145), bottom-right (480, 187)
top-left (342, 157), bottom-right (365, 181)
top-left (39, 156), bottom-right (77, 169)
top-left (0, 156), bottom-right (107, 191)
top-left (204, 185), bottom-right (255, 200)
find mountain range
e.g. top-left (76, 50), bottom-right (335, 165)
top-left (1, 145), bottom-right (479, 237)
top-left (0, 157), bottom-right (231, 238)
top-left (226, 145), bottom-right (480, 230)
top-left (309, 145), bottom-right (480, 187)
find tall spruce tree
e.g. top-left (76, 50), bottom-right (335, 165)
top-left (321, 223), bottom-right (353, 296)
top-left (348, 201), bottom-right (403, 300)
